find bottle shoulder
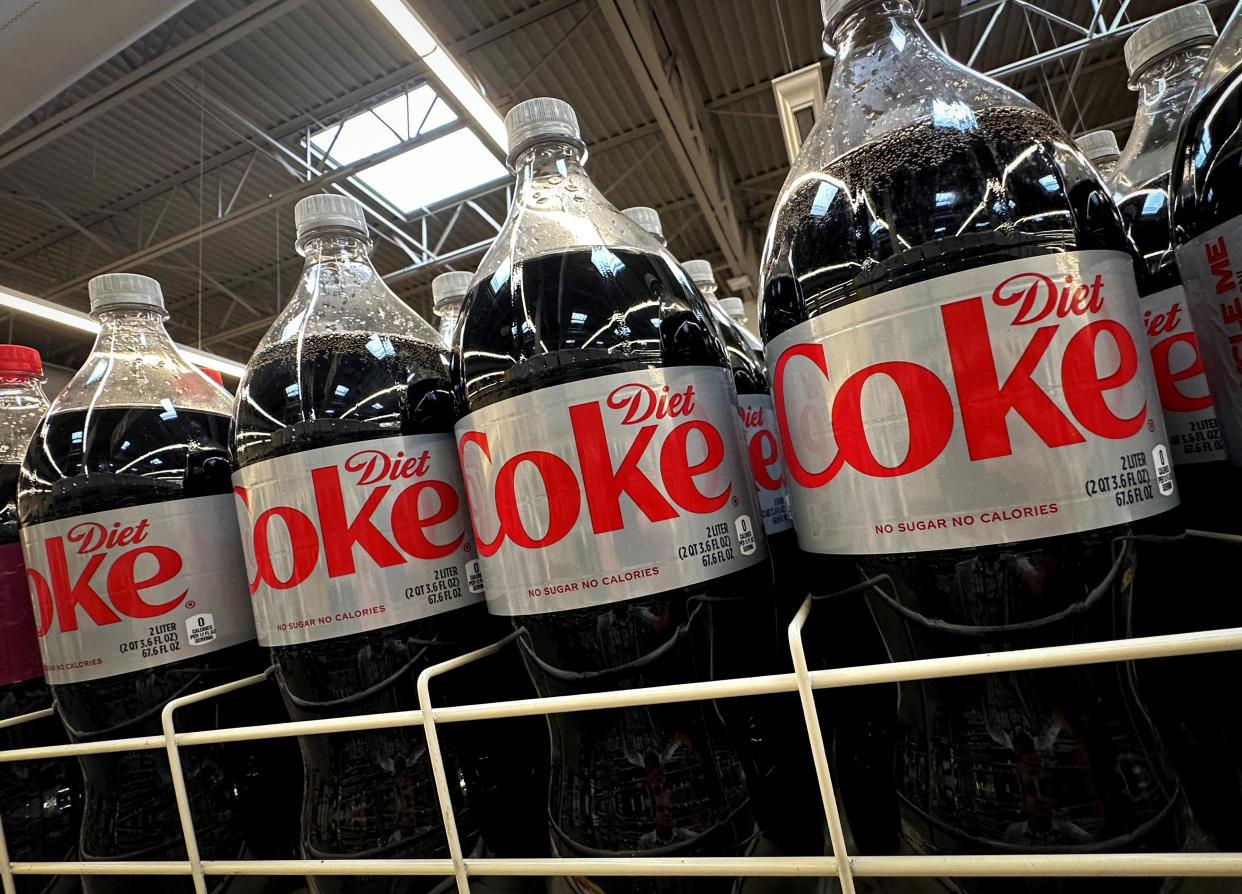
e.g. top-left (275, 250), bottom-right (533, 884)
top-left (233, 330), bottom-right (456, 468)
top-left (456, 247), bottom-right (731, 413)
top-left (19, 406), bottom-right (233, 525)
top-left (1171, 72), bottom-right (1242, 246)
top-left (760, 105), bottom-right (1127, 342)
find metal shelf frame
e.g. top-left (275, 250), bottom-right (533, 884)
top-left (2, 536), bottom-right (1241, 894)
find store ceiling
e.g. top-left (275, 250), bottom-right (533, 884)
top-left (0, 0), bottom-right (1226, 370)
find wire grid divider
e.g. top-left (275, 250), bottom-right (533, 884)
top-left (1, 539), bottom-right (1242, 889)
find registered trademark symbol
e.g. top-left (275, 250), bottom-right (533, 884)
top-left (1147, 419), bottom-right (1155, 432)
top-left (186, 601), bottom-right (196, 609)
top-left (463, 543), bottom-right (472, 552)
top-left (731, 496), bottom-right (739, 506)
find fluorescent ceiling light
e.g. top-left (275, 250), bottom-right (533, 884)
top-left (179, 347), bottom-right (247, 379)
top-left (0, 284), bottom-right (246, 378)
top-left (0, 288), bottom-right (98, 334)
top-left (367, 0), bottom-right (506, 153)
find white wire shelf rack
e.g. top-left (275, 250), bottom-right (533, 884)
top-left (2, 533), bottom-right (1242, 894)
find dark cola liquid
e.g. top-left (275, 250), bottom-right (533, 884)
top-left (456, 248), bottom-right (760, 893)
top-left (233, 332), bottom-right (547, 892)
top-left (1120, 174), bottom-right (1242, 849)
top-left (0, 463), bottom-right (82, 894)
top-left (712, 310), bottom-right (836, 856)
top-left (1164, 73), bottom-right (1242, 850)
top-left (1171, 72), bottom-right (1242, 511)
top-left (19, 407), bottom-right (288, 894)
top-left (763, 106), bottom-right (1183, 891)
top-left (1119, 174), bottom-right (1238, 526)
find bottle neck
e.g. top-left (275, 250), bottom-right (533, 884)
top-left (513, 141), bottom-right (589, 192)
top-left (297, 231), bottom-right (374, 269)
top-left (1132, 46), bottom-right (1212, 103)
top-left (1093, 157), bottom-right (1118, 178)
top-left (1195, 7), bottom-right (1242, 104)
top-left (0, 373), bottom-right (46, 403)
top-left (93, 308), bottom-right (178, 355)
top-left (437, 304), bottom-right (461, 344)
top-left (1116, 45), bottom-right (1212, 190)
top-left (831, 0), bottom-right (928, 61)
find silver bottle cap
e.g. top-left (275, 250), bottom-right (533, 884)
top-left (683, 259), bottom-right (716, 288)
top-left (88, 273), bottom-right (167, 317)
top-left (505, 97), bottom-right (584, 165)
top-left (431, 270), bottom-right (472, 311)
top-left (623, 206), bottom-right (664, 241)
top-left (719, 297), bottom-right (746, 321)
top-left (1124, 3), bottom-right (1216, 79)
top-left (294, 194), bottom-right (367, 239)
top-left (1077, 129), bottom-right (1120, 164)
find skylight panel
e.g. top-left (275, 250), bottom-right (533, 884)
top-left (355, 128), bottom-right (506, 213)
top-left (307, 84), bottom-right (500, 214)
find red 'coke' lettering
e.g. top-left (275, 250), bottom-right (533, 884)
top-left (772, 270), bottom-right (1150, 491)
top-left (235, 437), bottom-right (468, 599)
top-left (459, 384), bottom-right (738, 556)
top-left (458, 367), bottom-right (753, 581)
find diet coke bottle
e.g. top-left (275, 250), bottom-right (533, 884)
top-left (1112, 3), bottom-right (1242, 851)
top-left (1114, 4), bottom-right (1223, 478)
top-left (760, 1), bottom-right (1184, 889)
top-left (1076, 130), bottom-right (1121, 180)
top-left (0, 345), bottom-right (81, 894)
top-left (1172, 1), bottom-right (1242, 483)
top-left (18, 274), bottom-right (272, 893)
top-left (230, 194), bottom-right (493, 890)
top-left (680, 259), bottom-right (830, 857)
top-left (454, 98), bottom-right (765, 892)
top-left (431, 270), bottom-right (471, 347)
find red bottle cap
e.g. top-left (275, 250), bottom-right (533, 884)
top-left (199, 366), bottom-right (224, 386)
top-left (0, 345), bottom-right (43, 376)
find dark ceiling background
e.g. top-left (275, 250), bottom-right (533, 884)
top-left (0, 0), bottom-right (1225, 372)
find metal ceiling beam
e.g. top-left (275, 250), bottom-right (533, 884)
top-left (0, 0), bottom-right (309, 172)
top-left (597, 0), bottom-right (757, 289)
top-left (157, 176), bottom-right (509, 327)
top-left (156, 178), bottom-right (511, 346)
top-left (5, 17), bottom-right (675, 277)
top-left (40, 119), bottom-right (465, 301)
top-left (446, 0), bottom-right (585, 54)
top-left (593, 120), bottom-right (660, 152)
top-left (0, 62), bottom-right (430, 266)
top-left (199, 235), bottom-right (493, 350)
top-left (986, 0), bottom-right (1234, 79)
